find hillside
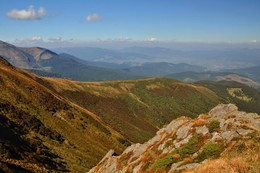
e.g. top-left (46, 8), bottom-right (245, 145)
top-left (0, 40), bottom-right (38, 68)
top-left (90, 104), bottom-right (260, 173)
top-left (42, 77), bottom-right (221, 143)
top-left (0, 56), bottom-right (128, 172)
top-left (198, 81), bottom-right (260, 114)
top-left (19, 47), bottom-right (58, 61)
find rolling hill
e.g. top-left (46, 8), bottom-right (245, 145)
top-left (41, 77), bottom-right (221, 143)
top-left (42, 77), bottom-right (260, 143)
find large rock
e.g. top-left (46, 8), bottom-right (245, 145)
top-left (89, 104), bottom-right (260, 173)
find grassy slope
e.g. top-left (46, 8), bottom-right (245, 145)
top-left (0, 57), bottom-right (127, 172)
top-left (42, 77), bottom-right (221, 143)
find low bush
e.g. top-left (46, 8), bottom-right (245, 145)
top-left (196, 143), bottom-right (222, 162)
top-left (208, 120), bottom-right (220, 133)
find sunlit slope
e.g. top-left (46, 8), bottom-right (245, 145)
top-left (44, 77), bottom-right (221, 143)
top-left (0, 56), bottom-right (127, 172)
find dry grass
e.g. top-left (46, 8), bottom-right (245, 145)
top-left (119, 83), bottom-right (135, 92)
top-left (183, 157), bottom-right (193, 163)
top-left (183, 158), bottom-right (249, 173)
top-left (193, 119), bottom-right (207, 127)
top-left (198, 114), bottom-right (209, 119)
top-left (182, 138), bottom-right (260, 173)
top-left (172, 154), bottom-right (181, 160)
top-left (146, 83), bottom-right (164, 90)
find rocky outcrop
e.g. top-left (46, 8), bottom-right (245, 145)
top-left (89, 104), bottom-right (260, 173)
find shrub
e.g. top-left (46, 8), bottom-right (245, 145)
top-left (178, 133), bottom-right (202, 158)
top-left (152, 154), bottom-right (174, 170)
top-left (152, 133), bottom-right (202, 171)
top-left (208, 120), bottom-right (220, 133)
top-left (196, 143), bottom-right (222, 162)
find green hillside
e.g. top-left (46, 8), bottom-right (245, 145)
top-left (198, 81), bottom-right (260, 114)
top-left (43, 78), bottom-right (221, 143)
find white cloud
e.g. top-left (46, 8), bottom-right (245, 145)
top-left (31, 36), bottom-right (42, 41)
top-left (86, 13), bottom-right (102, 22)
top-left (250, 40), bottom-right (257, 43)
top-left (15, 36), bottom-right (43, 44)
top-left (48, 37), bottom-right (63, 42)
top-left (147, 37), bottom-right (157, 42)
top-left (6, 5), bottom-right (46, 20)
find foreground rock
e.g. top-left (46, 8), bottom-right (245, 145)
top-left (89, 104), bottom-right (260, 173)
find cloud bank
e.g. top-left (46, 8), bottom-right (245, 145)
top-left (6, 5), bottom-right (46, 20)
top-left (86, 13), bottom-right (102, 22)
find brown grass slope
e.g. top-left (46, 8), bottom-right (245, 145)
top-left (0, 56), bottom-right (127, 172)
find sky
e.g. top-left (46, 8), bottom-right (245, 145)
top-left (1, 0), bottom-right (260, 48)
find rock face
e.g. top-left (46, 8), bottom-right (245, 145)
top-left (89, 104), bottom-right (260, 173)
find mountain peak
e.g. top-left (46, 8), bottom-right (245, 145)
top-left (89, 104), bottom-right (260, 173)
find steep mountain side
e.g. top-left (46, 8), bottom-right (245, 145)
top-left (0, 41), bottom-right (37, 68)
top-left (19, 47), bottom-right (57, 61)
top-left (90, 104), bottom-right (260, 173)
top-left (0, 56), bottom-right (128, 172)
top-left (42, 78), bottom-right (221, 143)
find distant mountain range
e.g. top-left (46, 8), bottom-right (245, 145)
top-left (0, 40), bottom-right (138, 81)
top-left (55, 46), bottom-right (260, 70)
top-left (1, 40), bottom-right (259, 86)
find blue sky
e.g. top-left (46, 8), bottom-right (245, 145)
top-left (1, 0), bottom-right (260, 48)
